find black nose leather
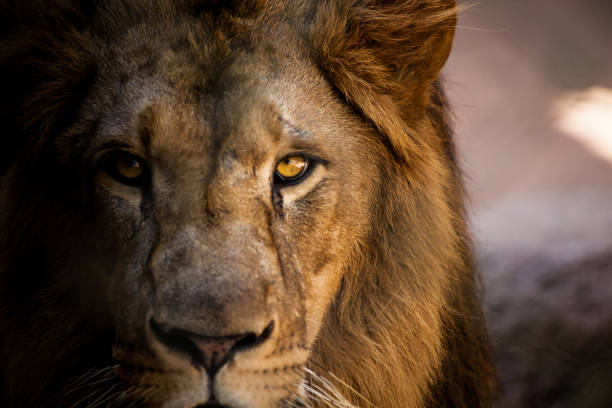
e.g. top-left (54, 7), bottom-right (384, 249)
top-left (150, 319), bottom-right (274, 376)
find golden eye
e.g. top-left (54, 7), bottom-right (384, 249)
top-left (108, 153), bottom-right (148, 186)
top-left (275, 156), bottom-right (309, 182)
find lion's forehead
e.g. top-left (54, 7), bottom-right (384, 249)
top-left (89, 22), bottom-right (328, 171)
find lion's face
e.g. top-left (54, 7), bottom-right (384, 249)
top-left (45, 14), bottom-right (379, 408)
top-left (2, 2), bottom-right (497, 408)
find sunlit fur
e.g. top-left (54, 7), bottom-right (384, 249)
top-left (0, 1), bottom-right (495, 407)
top-left (308, 2), bottom-right (496, 407)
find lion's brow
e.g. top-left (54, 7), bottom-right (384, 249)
top-left (277, 115), bottom-right (312, 141)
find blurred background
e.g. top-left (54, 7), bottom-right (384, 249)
top-left (445, 1), bottom-right (612, 407)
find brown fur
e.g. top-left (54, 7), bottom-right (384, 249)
top-left (0, 1), bottom-right (495, 407)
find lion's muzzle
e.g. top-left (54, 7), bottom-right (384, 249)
top-left (148, 223), bottom-right (279, 334)
top-left (129, 219), bottom-right (299, 406)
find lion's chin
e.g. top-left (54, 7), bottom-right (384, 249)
top-left (116, 366), bottom-right (303, 408)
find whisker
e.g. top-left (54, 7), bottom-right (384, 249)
top-left (281, 382), bottom-right (313, 408)
top-left (308, 365), bottom-right (375, 408)
top-left (44, 365), bottom-right (119, 407)
top-left (303, 367), bottom-right (360, 408)
top-left (87, 383), bottom-right (119, 408)
top-left (58, 365), bottom-right (117, 398)
top-left (304, 382), bottom-right (338, 407)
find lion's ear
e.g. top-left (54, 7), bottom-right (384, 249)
top-left (311, 0), bottom-right (457, 162)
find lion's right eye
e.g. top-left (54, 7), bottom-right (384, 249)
top-left (107, 152), bottom-right (149, 187)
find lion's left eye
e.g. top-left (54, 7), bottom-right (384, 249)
top-left (274, 156), bottom-right (310, 184)
top-left (107, 152), bottom-right (149, 187)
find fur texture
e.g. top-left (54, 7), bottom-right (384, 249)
top-left (0, 1), bottom-right (496, 407)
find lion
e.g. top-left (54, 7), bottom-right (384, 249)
top-left (0, 0), bottom-right (496, 407)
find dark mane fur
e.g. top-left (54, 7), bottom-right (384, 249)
top-left (425, 82), bottom-right (497, 407)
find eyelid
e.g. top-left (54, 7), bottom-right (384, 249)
top-left (277, 149), bottom-right (329, 165)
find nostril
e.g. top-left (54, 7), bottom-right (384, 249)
top-left (150, 319), bottom-right (204, 366)
top-left (232, 320), bottom-right (274, 353)
top-left (149, 319), bottom-right (274, 376)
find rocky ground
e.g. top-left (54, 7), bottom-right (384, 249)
top-left (445, 1), bottom-right (612, 406)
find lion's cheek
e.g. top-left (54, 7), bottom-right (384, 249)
top-left (302, 262), bottom-right (346, 345)
top-left (92, 180), bottom-right (147, 248)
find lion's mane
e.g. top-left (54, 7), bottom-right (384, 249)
top-left (307, 2), bottom-right (496, 406)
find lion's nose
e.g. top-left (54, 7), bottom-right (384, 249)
top-left (150, 319), bottom-right (274, 376)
